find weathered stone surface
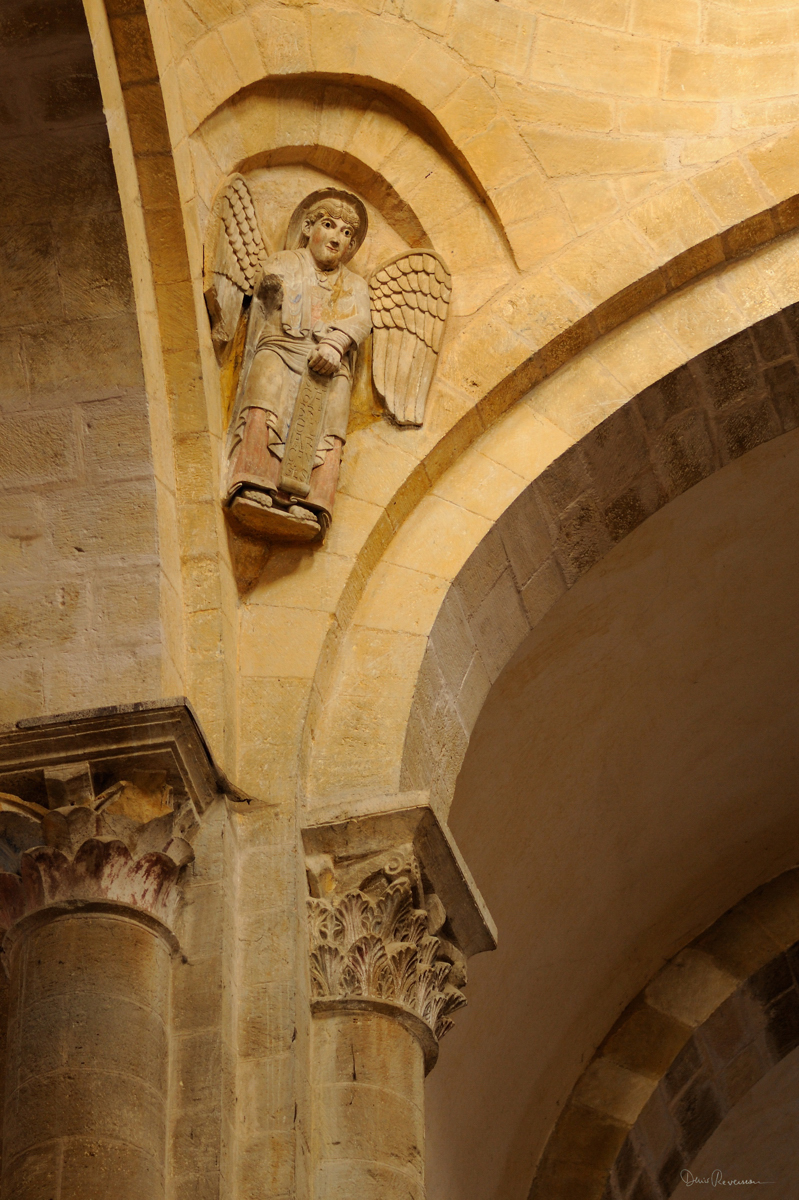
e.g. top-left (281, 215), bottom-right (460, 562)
top-left (211, 178), bottom-right (451, 550)
top-left (0, 700), bottom-right (227, 1200)
top-left (2, 911), bottom-right (170, 1200)
top-left (14, 2), bottom-right (799, 1199)
top-left (0, 0), bottom-right (159, 721)
top-left (403, 305), bottom-right (799, 805)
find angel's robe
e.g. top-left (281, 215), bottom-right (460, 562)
top-left (226, 246), bottom-right (371, 522)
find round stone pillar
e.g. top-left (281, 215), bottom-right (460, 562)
top-left (312, 1007), bottom-right (427, 1200)
top-left (2, 905), bottom-right (173, 1200)
top-left (304, 808), bottom-right (496, 1200)
top-left (0, 790), bottom-right (195, 1200)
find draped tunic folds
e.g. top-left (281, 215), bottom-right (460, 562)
top-left (228, 248), bottom-right (371, 489)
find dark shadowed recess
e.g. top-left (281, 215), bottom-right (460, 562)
top-left (403, 303), bottom-right (799, 804)
top-left (525, 869), bottom-right (799, 1200)
top-left (606, 943), bottom-right (799, 1199)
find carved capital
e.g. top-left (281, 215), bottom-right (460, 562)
top-left (303, 801), bottom-right (496, 1071)
top-left (0, 787), bottom-right (195, 932)
top-left (0, 700), bottom-right (234, 937)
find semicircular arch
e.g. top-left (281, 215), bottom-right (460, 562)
top-left (303, 258), bottom-right (799, 810)
top-left (530, 868), bottom-right (799, 1200)
top-left (400, 299), bottom-right (799, 812)
top-left (191, 75), bottom-right (516, 301)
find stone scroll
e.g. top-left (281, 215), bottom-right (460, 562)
top-left (278, 368), bottom-right (332, 498)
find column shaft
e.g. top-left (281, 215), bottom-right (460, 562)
top-left (312, 1009), bottom-right (426, 1200)
top-left (1, 908), bottom-right (171, 1200)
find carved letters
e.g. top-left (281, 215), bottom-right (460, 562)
top-left (279, 369), bottom-right (332, 498)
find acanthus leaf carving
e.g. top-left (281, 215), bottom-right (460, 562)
top-left (307, 846), bottom-right (467, 1046)
top-left (0, 776), bottom-right (197, 935)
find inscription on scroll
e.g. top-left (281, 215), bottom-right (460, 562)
top-left (279, 369), bottom-right (331, 499)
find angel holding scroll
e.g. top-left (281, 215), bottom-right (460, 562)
top-left (205, 180), bottom-right (451, 543)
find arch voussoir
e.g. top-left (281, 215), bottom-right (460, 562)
top-left (401, 305), bottom-right (799, 810)
top-left (530, 868), bottom-right (799, 1200)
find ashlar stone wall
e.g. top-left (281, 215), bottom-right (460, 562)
top-left (0, 0), bottom-right (164, 721)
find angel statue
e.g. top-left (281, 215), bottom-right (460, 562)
top-left (204, 179), bottom-right (452, 543)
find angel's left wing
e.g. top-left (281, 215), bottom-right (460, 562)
top-left (370, 250), bottom-right (451, 427)
top-left (204, 175), bottom-right (269, 359)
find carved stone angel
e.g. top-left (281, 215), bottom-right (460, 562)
top-left (205, 179), bottom-right (451, 543)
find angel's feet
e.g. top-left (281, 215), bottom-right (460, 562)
top-left (288, 504), bottom-right (320, 527)
top-left (238, 486), bottom-right (272, 508)
top-left (228, 489), bottom-right (321, 542)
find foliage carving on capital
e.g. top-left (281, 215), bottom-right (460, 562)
top-left (306, 845), bottom-right (467, 1049)
top-left (0, 773), bottom-right (196, 933)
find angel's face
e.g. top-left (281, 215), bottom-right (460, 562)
top-left (305, 215), bottom-right (354, 270)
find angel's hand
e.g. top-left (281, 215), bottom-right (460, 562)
top-left (308, 343), bottom-right (341, 376)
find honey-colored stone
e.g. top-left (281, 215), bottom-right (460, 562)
top-left (13, 7), bottom-right (799, 1200)
top-left (506, 209), bottom-right (575, 272)
top-left (693, 159), bottom-right (772, 225)
top-left (448, 0), bottom-right (535, 77)
top-left (705, 4), bottom-right (799, 49)
top-left (558, 178), bottom-right (619, 235)
top-left (496, 76), bottom-right (614, 132)
top-left (590, 311), bottom-right (683, 395)
top-left (629, 0), bottom-right (701, 41)
top-left (403, 0), bottom-right (452, 35)
top-left (239, 606), bottom-right (331, 678)
top-left (645, 949), bottom-right (738, 1027)
top-left (436, 76), bottom-right (499, 144)
top-left (432, 450), bottom-right (527, 520)
top-left (628, 181), bottom-right (720, 257)
top-left (2, 912), bottom-right (172, 1200)
top-left (555, 219), bottom-right (659, 306)
top-left (666, 46), bottom-right (799, 101)
top-left (525, 129), bottom-right (666, 178)
top-left (681, 132), bottom-right (762, 168)
top-left (531, 17), bottom-right (660, 97)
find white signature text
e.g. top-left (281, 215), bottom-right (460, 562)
top-left (681, 1170), bottom-right (772, 1188)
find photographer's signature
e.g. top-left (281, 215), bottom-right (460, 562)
top-left (681, 1170), bottom-right (772, 1188)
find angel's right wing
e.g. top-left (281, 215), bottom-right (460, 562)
top-left (204, 175), bottom-right (269, 358)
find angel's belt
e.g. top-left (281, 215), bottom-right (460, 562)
top-left (254, 334), bottom-right (352, 380)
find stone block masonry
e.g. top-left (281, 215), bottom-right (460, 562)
top-left (0, 0), bottom-right (161, 722)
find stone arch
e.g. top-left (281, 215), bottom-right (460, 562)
top-left (303, 270), bottom-right (799, 806)
top-left (401, 303), bottom-right (799, 810)
top-left (169, 3), bottom-right (799, 285)
top-left (529, 867), bottom-right (799, 1200)
top-left (82, 0), bottom-right (239, 766)
top-left (176, 11), bottom-right (543, 254)
top-left (191, 75), bottom-right (515, 301)
top-left (200, 73), bottom-right (512, 244)
top-left (239, 144), bottom-right (430, 250)
top-left (97, 0), bottom-right (799, 825)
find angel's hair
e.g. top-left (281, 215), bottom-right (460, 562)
top-left (301, 198), bottom-right (362, 237)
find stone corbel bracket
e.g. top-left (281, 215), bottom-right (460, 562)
top-left (302, 802), bottom-right (497, 1072)
top-left (0, 699), bottom-right (239, 943)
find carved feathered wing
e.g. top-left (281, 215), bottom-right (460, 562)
top-left (370, 250), bottom-right (451, 427)
top-left (204, 175), bottom-right (269, 357)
